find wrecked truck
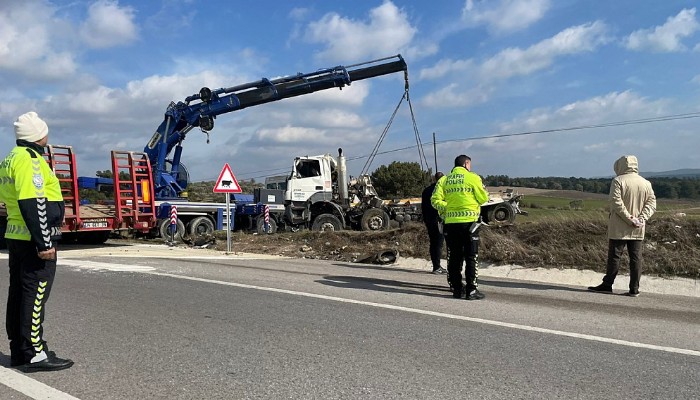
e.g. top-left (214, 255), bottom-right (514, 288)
top-left (386, 188), bottom-right (527, 226)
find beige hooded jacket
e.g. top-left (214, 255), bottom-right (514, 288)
top-left (607, 155), bottom-right (656, 240)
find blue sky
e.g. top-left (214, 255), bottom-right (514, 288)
top-left (1, 0), bottom-right (699, 182)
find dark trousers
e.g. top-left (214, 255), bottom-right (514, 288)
top-left (603, 239), bottom-right (643, 291)
top-left (424, 219), bottom-right (444, 270)
top-left (6, 239), bottom-right (55, 364)
top-left (444, 222), bottom-right (480, 292)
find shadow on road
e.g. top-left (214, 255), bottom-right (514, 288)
top-left (480, 278), bottom-right (588, 293)
top-left (0, 352), bottom-right (11, 368)
top-left (318, 275), bottom-right (451, 298)
top-left (317, 274), bottom-right (589, 299)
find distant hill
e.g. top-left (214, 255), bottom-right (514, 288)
top-left (640, 169), bottom-right (700, 178)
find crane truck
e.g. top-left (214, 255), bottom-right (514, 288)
top-left (77, 55), bottom-right (409, 241)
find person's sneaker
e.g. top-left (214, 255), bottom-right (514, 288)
top-left (587, 284), bottom-right (613, 293)
top-left (466, 289), bottom-right (485, 300)
top-left (452, 287), bottom-right (464, 299)
top-left (624, 290), bottom-right (640, 297)
top-left (431, 267), bottom-right (446, 275)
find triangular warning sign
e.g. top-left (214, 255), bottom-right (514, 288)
top-left (213, 163), bottom-right (242, 193)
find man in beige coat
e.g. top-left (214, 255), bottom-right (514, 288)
top-left (589, 155), bottom-right (656, 297)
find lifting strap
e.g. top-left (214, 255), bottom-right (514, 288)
top-left (360, 72), bottom-right (429, 177)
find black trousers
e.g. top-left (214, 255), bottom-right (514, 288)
top-left (6, 239), bottom-right (55, 364)
top-left (603, 239), bottom-right (643, 291)
top-left (424, 219), bottom-right (444, 270)
top-left (444, 222), bottom-right (480, 292)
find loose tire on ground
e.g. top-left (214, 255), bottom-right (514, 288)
top-left (188, 216), bottom-right (215, 237)
top-left (256, 217), bottom-right (278, 234)
top-left (311, 213), bottom-right (342, 232)
top-left (485, 203), bottom-right (516, 225)
top-left (360, 208), bottom-right (391, 231)
top-left (159, 219), bottom-right (186, 242)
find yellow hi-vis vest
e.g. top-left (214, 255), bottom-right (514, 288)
top-left (431, 166), bottom-right (489, 224)
top-left (0, 146), bottom-right (63, 245)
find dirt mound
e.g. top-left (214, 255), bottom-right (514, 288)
top-left (214, 216), bottom-right (700, 279)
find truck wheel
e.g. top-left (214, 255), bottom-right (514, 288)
top-left (159, 219), bottom-right (185, 242)
top-left (256, 217), bottom-right (277, 234)
top-left (486, 203), bottom-right (516, 225)
top-left (77, 231), bottom-right (111, 245)
top-left (361, 208), bottom-right (390, 231)
top-left (60, 232), bottom-right (79, 244)
top-left (311, 213), bottom-right (342, 232)
top-left (188, 217), bottom-right (215, 237)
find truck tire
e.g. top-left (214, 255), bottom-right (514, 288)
top-left (77, 231), bottom-right (110, 245)
top-left (256, 217), bottom-right (277, 234)
top-left (311, 213), bottom-right (342, 232)
top-left (486, 203), bottom-right (516, 225)
top-left (59, 232), bottom-right (78, 244)
top-left (360, 208), bottom-right (390, 231)
top-left (159, 219), bottom-right (185, 242)
top-left (188, 216), bottom-right (215, 237)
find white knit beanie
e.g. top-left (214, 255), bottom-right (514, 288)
top-left (14, 111), bottom-right (49, 142)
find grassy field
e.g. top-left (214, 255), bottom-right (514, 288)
top-left (517, 192), bottom-right (700, 223)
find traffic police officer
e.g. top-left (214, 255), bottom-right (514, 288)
top-left (431, 155), bottom-right (489, 300)
top-left (0, 111), bottom-right (73, 372)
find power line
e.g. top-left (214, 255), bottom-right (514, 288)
top-left (219, 111), bottom-right (700, 181)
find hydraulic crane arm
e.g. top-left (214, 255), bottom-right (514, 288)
top-left (146, 55), bottom-right (408, 199)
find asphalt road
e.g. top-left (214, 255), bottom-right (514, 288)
top-left (0, 245), bottom-right (697, 399)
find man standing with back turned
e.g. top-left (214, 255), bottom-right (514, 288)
top-left (0, 112), bottom-right (74, 372)
top-left (421, 172), bottom-right (445, 274)
top-left (431, 155), bottom-right (489, 300)
top-left (589, 155), bottom-right (656, 297)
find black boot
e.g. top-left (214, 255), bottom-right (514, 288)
top-left (587, 284), bottom-right (612, 293)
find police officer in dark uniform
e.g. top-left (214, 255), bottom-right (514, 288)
top-left (431, 155), bottom-right (489, 300)
top-left (0, 112), bottom-right (74, 372)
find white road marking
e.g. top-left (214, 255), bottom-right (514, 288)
top-left (62, 259), bottom-right (700, 358)
top-left (0, 367), bottom-right (80, 399)
top-left (60, 259), bottom-right (155, 272)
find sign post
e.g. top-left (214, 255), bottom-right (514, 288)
top-left (264, 205), bottom-right (270, 233)
top-left (213, 163), bottom-right (242, 253)
top-left (169, 204), bottom-right (177, 244)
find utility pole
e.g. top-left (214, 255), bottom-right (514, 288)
top-left (432, 132), bottom-right (438, 173)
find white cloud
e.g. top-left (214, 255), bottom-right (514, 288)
top-left (256, 125), bottom-right (325, 143)
top-left (0, 1), bottom-right (77, 79)
top-left (468, 90), bottom-right (682, 176)
top-left (303, 1), bottom-right (419, 62)
top-left (419, 22), bottom-right (608, 108)
top-left (624, 8), bottom-right (699, 52)
top-left (421, 83), bottom-right (493, 108)
top-left (80, 0), bottom-right (139, 49)
top-left (462, 0), bottom-right (551, 34)
top-left (289, 7), bottom-right (310, 21)
top-left (419, 58), bottom-right (473, 80)
top-left (479, 21), bottom-right (608, 80)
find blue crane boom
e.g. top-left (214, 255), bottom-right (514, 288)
top-left (145, 55), bottom-right (408, 199)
